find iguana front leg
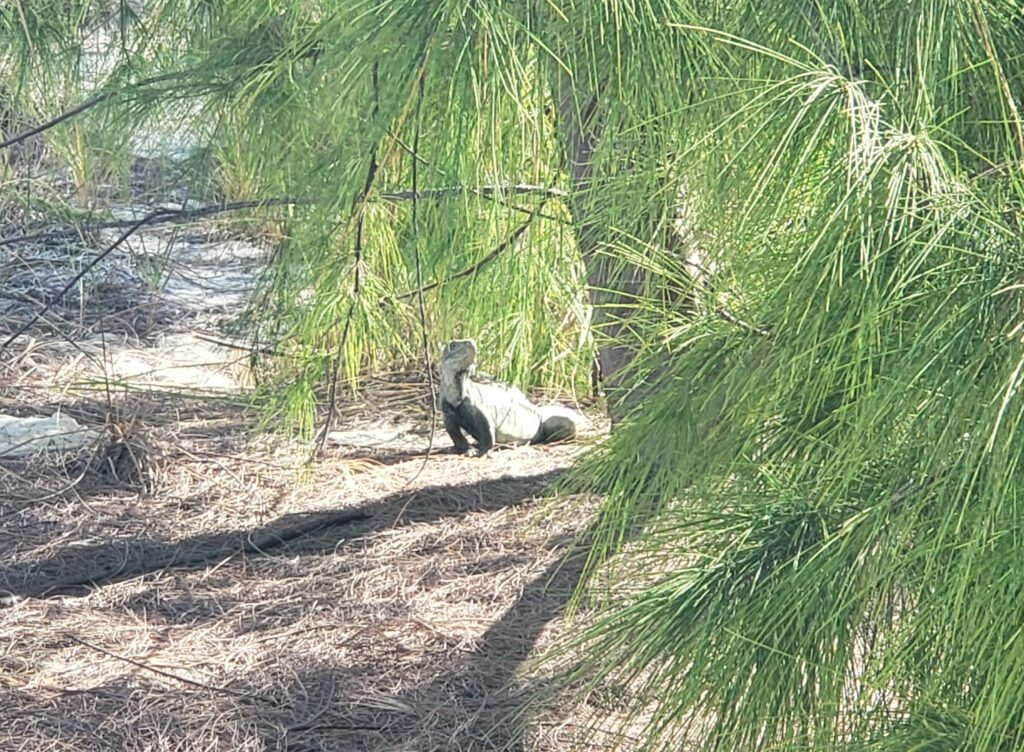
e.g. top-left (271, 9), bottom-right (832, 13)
top-left (442, 401), bottom-right (471, 453)
top-left (460, 401), bottom-right (495, 457)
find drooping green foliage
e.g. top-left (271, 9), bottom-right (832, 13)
top-left (0, 0), bottom-right (600, 429)
top-left (554, 3), bottom-right (1024, 750)
top-left (4, 1), bottom-right (1024, 750)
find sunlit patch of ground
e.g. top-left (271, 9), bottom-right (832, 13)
top-left (0, 391), bottom-right (607, 750)
top-left (0, 198), bottom-right (649, 751)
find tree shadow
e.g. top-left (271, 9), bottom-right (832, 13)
top-left (1, 672), bottom-right (294, 749)
top-left (228, 532), bottom-right (591, 751)
top-left (0, 468), bottom-right (564, 605)
top-left (2, 456), bottom-right (594, 750)
top-left (368, 541), bottom-right (589, 751)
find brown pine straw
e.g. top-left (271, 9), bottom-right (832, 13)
top-left (0, 374), bottom-right (654, 751)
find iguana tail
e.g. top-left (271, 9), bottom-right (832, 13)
top-left (536, 405), bottom-right (583, 443)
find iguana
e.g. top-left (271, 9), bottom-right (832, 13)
top-left (439, 338), bottom-right (585, 456)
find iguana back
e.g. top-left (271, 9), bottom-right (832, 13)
top-left (462, 375), bottom-right (543, 445)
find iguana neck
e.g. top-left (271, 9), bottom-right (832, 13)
top-left (441, 360), bottom-right (474, 405)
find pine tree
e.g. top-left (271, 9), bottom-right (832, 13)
top-left (4, 2), bottom-right (1024, 748)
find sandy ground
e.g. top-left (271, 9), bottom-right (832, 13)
top-left (0, 203), bottom-right (625, 751)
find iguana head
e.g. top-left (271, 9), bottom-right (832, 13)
top-left (439, 339), bottom-right (478, 406)
top-left (440, 338), bottom-right (478, 372)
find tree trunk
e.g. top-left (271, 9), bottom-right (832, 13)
top-left (551, 70), bottom-right (703, 422)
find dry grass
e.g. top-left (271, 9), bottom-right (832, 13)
top-left (0, 196), bottom-right (645, 751)
top-left (0, 378), bottom-right (622, 751)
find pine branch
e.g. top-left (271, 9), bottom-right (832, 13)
top-left (379, 184), bottom-right (566, 202)
top-left (393, 198), bottom-right (548, 302)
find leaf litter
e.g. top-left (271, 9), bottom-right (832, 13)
top-left (0, 173), bottom-right (643, 751)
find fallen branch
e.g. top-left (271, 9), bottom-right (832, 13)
top-left (0, 197), bottom-right (313, 249)
top-left (68, 635), bottom-right (278, 707)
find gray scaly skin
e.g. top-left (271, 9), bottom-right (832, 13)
top-left (439, 338), bottom-right (584, 457)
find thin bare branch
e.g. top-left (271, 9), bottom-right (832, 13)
top-left (714, 306), bottom-right (771, 337)
top-left (0, 198), bottom-right (314, 248)
top-left (0, 91), bottom-right (117, 151)
top-left (68, 635), bottom-right (278, 706)
top-left (379, 184), bottom-right (567, 202)
top-left (0, 210), bottom-right (171, 354)
top-left (0, 71), bottom-right (188, 152)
